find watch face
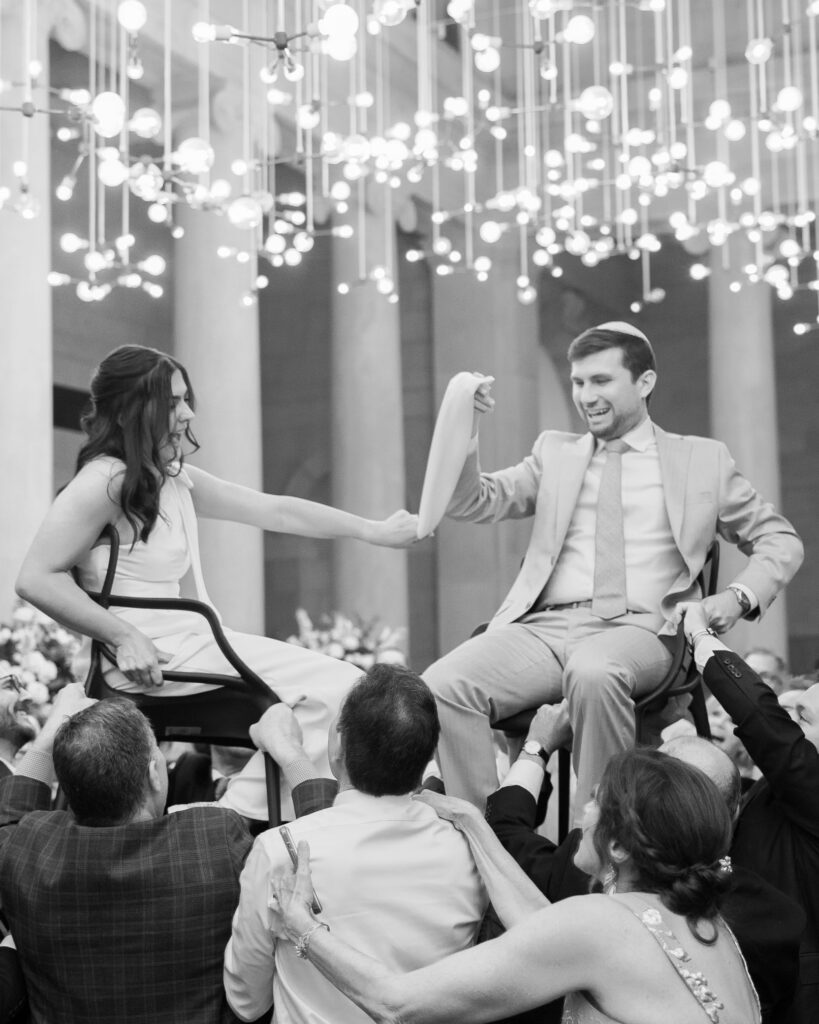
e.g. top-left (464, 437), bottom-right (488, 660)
top-left (523, 741), bottom-right (541, 757)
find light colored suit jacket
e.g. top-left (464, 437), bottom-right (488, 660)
top-left (447, 424), bottom-right (803, 632)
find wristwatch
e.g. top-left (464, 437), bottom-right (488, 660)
top-left (521, 740), bottom-right (550, 764)
top-left (727, 584), bottom-right (752, 617)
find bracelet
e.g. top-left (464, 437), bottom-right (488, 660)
top-left (689, 627), bottom-right (717, 649)
top-left (294, 920), bottom-right (329, 959)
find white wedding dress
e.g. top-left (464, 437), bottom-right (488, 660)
top-left (75, 458), bottom-right (361, 817)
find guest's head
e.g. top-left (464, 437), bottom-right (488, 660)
top-left (330, 664), bottom-right (440, 796)
top-left (660, 734), bottom-right (742, 822)
top-left (53, 698), bottom-right (168, 826)
top-left (0, 674), bottom-right (38, 757)
top-left (778, 684), bottom-right (819, 751)
top-left (77, 346), bottom-right (198, 541)
top-left (743, 647), bottom-right (787, 693)
top-left (703, 696), bottom-right (757, 778)
top-left (566, 323), bottom-right (657, 439)
top-left (574, 748), bottom-right (732, 940)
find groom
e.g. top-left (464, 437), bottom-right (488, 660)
top-left (423, 322), bottom-right (803, 817)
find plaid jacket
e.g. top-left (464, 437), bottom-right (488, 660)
top-left (0, 775), bottom-right (254, 1024)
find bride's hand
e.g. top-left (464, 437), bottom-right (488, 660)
top-left (268, 840), bottom-right (320, 943)
top-left (112, 626), bottom-right (171, 688)
top-left (367, 510), bottom-right (419, 548)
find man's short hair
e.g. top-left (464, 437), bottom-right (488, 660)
top-left (567, 324), bottom-right (657, 381)
top-left (52, 698), bottom-right (155, 826)
top-left (338, 664), bottom-right (440, 796)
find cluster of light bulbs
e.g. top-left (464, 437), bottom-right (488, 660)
top-left (3, 0), bottom-right (819, 330)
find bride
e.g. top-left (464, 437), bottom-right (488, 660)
top-left (16, 345), bottom-right (417, 813)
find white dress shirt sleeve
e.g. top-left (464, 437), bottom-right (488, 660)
top-left (224, 837), bottom-right (279, 1022)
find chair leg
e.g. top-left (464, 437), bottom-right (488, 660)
top-left (557, 748), bottom-right (571, 843)
top-left (263, 754), bottom-right (282, 826)
top-left (689, 683), bottom-right (712, 740)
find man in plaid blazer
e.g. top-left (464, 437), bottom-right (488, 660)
top-left (0, 685), bottom-right (264, 1024)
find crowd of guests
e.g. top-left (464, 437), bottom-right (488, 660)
top-left (0, 618), bottom-right (817, 1023)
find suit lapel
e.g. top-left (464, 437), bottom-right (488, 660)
top-left (655, 424), bottom-right (690, 547)
top-left (553, 434), bottom-right (595, 550)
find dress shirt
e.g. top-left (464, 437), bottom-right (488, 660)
top-left (542, 417), bottom-right (687, 612)
top-left (225, 789), bottom-right (487, 1023)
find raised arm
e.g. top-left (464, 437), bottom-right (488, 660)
top-left (414, 791), bottom-right (548, 929)
top-left (15, 461), bottom-right (166, 687)
top-left (185, 466), bottom-right (418, 547)
top-left (680, 602), bottom-right (819, 835)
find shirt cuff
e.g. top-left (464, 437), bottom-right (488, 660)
top-left (15, 748), bottom-right (56, 787)
top-left (279, 754), bottom-right (321, 790)
top-left (731, 582), bottom-right (758, 611)
top-left (693, 635), bottom-right (729, 674)
top-left (500, 758), bottom-right (545, 801)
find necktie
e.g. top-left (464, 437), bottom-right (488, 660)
top-left (213, 775), bottom-right (230, 801)
top-left (592, 439), bottom-right (630, 620)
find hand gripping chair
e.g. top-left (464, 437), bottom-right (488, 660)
top-left (489, 541), bottom-right (720, 842)
top-left (77, 524), bottom-right (282, 826)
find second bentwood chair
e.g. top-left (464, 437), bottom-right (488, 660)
top-left (77, 524), bottom-right (282, 826)
top-left (490, 541), bottom-right (720, 841)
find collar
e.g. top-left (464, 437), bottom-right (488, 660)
top-left (594, 416), bottom-right (655, 454)
top-left (0, 757), bottom-right (15, 775)
top-left (333, 789), bottom-right (415, 812)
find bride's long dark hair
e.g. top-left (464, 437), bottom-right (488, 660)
top-left (76, 345), bottom-right (199, 542)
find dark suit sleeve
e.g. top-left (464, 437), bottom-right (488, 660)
top-left (0, 946), bottom-right (28, 1024)
top-left (704, 650), bottom-right (819, 835)
top-left (485, 782), bottom-right (588, 902)
top-left (292, 778), bottom-right (337, 818)
top-left (0, 776), bottom-right (52, 831)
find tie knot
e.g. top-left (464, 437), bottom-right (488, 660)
top-left (605, 439), bottom-right (630, 456)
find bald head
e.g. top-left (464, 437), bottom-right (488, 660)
top-left (660, 734), bottom-right (742, 821)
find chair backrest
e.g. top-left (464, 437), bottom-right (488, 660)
top-left (77, 523), bottom-right (281, 824)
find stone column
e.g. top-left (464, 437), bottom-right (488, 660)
top-left (0, 2), bottom-right (53, 618)
top-left (174, 100), bottom-right (265, 634)
top-left (329, 200), bottom-right (410, 643)
top-left (430, 236), bottom-right (541, 654)
top-left (708, 236), bottom-right (789, 658)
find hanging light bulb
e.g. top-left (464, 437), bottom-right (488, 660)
top-left (563, 15), bottom-right (595, 44)
top-left (227, 196), bottom-right (264, 229)
top-left (117, 1), bottom-right (147, 33)
top-left (446, 0), bottom-right (474, 24)
top-left (576, 85), bottom-right (614, 120)
top-left (129, 107), bottom-right (162, 139)
top-left (175, 137), bottom-right (215, 174)
top-left (474, 47), bottom-right (501, 73)
top-left (745, 37), bottom-right (773, 64)
top-left (373, 0), bottom-right (409, 27)
top-left (320, 3), bottom-right (360, 38)
top-left (98, 156), bottom-right (130, 187)
top-left (283, 54), bottom-right (305, 81)
top-left (91, 91), bottom-right (126, 138)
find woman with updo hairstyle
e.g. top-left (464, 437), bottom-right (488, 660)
top-left (16, 345), bottom-right (418, 818)
top-left (264, 747), bottom-right (760, 1024)
top-left (590, 748), bottom-right (734, 942)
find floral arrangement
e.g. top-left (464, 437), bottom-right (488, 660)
top-left (0, 602), bottom-right (81, 703)
top-left (286, 609), bottom-right (407, 670)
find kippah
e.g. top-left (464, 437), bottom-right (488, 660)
top-left (596, 321), bottom-right (651, 344)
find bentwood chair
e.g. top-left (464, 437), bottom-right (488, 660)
top-left (77, 524), bottom-right (282, 826)
top-left (489, 541), bottom-right (720, 842)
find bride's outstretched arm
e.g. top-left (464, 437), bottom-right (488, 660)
top-left (187, 465), bottom-right (418, 547)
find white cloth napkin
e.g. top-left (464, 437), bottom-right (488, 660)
top-left (416, 372), bottom-right (494, 539)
